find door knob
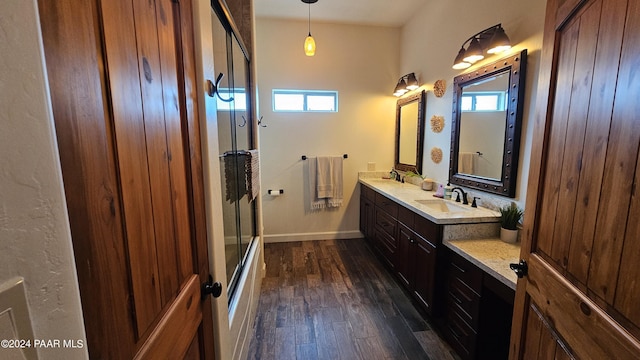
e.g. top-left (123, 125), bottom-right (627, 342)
top-left (509, 260), bottom-right (528, 278)
top-left (201, 275), bottom-right (223, 299)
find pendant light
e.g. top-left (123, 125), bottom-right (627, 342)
top-left (302, 0), bottom-right (318, 56)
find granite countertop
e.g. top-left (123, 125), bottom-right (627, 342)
top-left (443, 238), bottom-right (520, 289)
top-left (359, 177), bottom-right (500, 225)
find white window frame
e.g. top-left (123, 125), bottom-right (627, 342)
top-left (461, 91), bottom-right (507, 112)
top-left (272, 89), bottom-right (338, 112)
top-left (216, 88), bottom-right (247, 111)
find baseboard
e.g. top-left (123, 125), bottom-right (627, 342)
top-left (263, 230), bottom-right (364, 243)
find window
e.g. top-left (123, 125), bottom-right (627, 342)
top-left (461, 91), bottom-right (507, 112)
top-left (216, 88), bottom-right (247, 111)
top-left (272, 89), bottom-right (338, 112)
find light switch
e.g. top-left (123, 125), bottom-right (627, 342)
top-left (0, 278), bottom-right (36, 360)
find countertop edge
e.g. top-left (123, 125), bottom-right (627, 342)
top-left (443, 238), bottom-right (519, 290)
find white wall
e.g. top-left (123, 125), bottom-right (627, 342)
top-left (401, 0), bottom-right (547, 209)
top-left (0, 1), bottom-right (88, 359)
top-left (255, 18), bottom-right (400, 242)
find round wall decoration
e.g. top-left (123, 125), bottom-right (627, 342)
top-left (431, 147), bottom-right (443, 164)
top-left (430, 115), bottom-right (445, 133)
top-left (433, 79), bottom-right (446, 97)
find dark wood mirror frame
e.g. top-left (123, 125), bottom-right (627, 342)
top-left (449, 49), bottom-right (527, 197)
top-left (395, 90), bottom-right (426, 174)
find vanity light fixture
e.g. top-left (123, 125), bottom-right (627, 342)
top-left (452, 24), bottom-right (512, 70)
top-left (302, 0), bottom-right (318, 56)
top-left (393, 72), bottom-right (419, 97)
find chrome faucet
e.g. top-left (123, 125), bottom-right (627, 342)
top-left (451, 187), bottom-right (468, 205)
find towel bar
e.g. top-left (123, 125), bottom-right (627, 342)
top-left (220, 150), bottom-right (252, 158)
top-left (301, 154), bottom-right (348, 160)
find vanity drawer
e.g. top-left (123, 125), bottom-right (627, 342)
top-left (397, 205), bottom-right (414, 227)
top-left (375, 193), bottom-right (398, 217)
top-left (447, 251), bottom-right (482, 295)
top-left (374, 228), bottom-right (397, 269)
top-left (444, 308), bottom-right (478, 360)
top-left (375, 209), bottom-right (397, 239)
top-left (361, 184), bottom-right (376, 202)
top-left (414, 215), bottom-right (441, 244)
top-left (447, 275), bottom-right (481, 330)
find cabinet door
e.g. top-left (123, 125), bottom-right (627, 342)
top-left (359, 196), bottom-right (366, 234)
top-left (396, 224), bottom-right (415, 289)
top-left (360, 196), bottom-right (375, 241)
top-left (413, 234), bottom-right (436, 315)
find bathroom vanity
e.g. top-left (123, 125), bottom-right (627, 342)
top-left (359, 176), bottom-right (519, 360)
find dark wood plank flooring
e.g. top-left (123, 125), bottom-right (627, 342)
top-left (247, 239), bottom-right (459, 360)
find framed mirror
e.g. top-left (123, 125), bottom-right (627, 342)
top-left (395, 90), bottom-right (426, 174)
top-left (449, 50), bottom-right (527, 197)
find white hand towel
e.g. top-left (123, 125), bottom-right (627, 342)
top-left (459, 152), bottom-right (476, 174)
top-left (308, 159), bottom-right (325, 210)
top-left (316, 156), bottom-right (334, 198)
top-left (327, 156), bottom-right (343, 208)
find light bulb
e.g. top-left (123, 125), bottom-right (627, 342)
top-left (304, 34), bottom-right (315, 56)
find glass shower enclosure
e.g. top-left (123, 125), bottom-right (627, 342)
top-left (210, 5), bottom-right (257, 298)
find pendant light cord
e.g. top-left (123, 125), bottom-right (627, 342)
top-left (308, 2), bottom-right (311, 36)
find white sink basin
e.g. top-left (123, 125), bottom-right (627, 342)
top-left (415, 199), bottom-right (472, 213)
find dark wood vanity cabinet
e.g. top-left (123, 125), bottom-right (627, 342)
top-left (360, 184), bottom-right (441, 315)
top-left (397, 208), bottom-right (439, 315)
top-left (442, 249), bottom-right (514, 360)
top-left (360, 185), bottom-right (398, 269)
top-left (359, 185), bottom-right (375, 242)
top-left (373, 192), bottom-right (399, 269)
top-left (360, 183), bottom-right (513, 360)
top-left (442, 250), bottom-right (482, 359)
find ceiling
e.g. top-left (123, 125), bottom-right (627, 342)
top-left (253, 0), bottom-right (428, 27)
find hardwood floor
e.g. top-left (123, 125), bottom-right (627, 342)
top-left (247, 239), bottom-right (459, 360)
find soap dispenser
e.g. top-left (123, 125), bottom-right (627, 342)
top-left (444, 184), bottom-right (453, 200)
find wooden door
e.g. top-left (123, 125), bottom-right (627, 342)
top-left (38, 0), bottom-right (216, 358)
top-left (510, 0), bottom-right (640, 358)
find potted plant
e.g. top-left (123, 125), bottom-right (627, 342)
top-left (499, 203), bottom-right (523, 243)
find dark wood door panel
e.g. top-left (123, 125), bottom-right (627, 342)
top-left (547, 0), bottom-right (601, 269)
top-left (525, 254), bottom-right (640, 358)
top-left (566, 0), bottom-right (627, 286)
top-left (533, 0), bottom-right (640, 331)
top-left (513, 0), bottom-right (640, 356)
top-left (37, 0), bottom-right (137, 357)
top-left (39, 0), bottom-right (213, 358)
top-left (589, 0), bottom-right (640, 306)
top-left (521, 302), bottom-right (573, 360)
